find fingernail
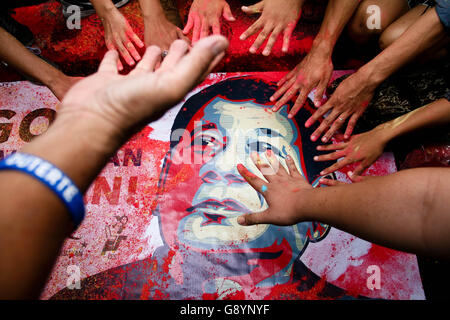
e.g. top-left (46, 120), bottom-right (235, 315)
top-left (249, 47), bottom-right (256, 54)
top-left (237, 216), bottom-right (246, 225)
top-left (322, 137), bottom-right (327, 143)
top-left (314, 101), bottom-right (320, 107)
top-left (286, 155), bottom-right (291, 160)
top-left (348, 171), bottom-right (353, 177)
top-left (263, 49), bottom-right (270, 56)
top-left (320, 171), bottom-right (325, 175)
top-left (311, 135), bottom-right (316, 141)
top-left (314, 156), bottom-right (318, 161)
top-left (288, 114), bottom-right (293, 119)
top-left (240, 34), bottom-right (245, 40)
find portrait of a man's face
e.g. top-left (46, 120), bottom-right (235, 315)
top-left (153, 76), bottom-right (333, 291)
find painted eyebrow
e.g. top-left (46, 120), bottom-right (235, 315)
top-left (253, 128), bottom-right (284, 138)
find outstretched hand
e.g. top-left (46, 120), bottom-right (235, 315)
top-left (61, 36), bottom-right (229, 141)
top-left (240, 0), bottom-right (304, 55)
top-left (314, 128), bottom-right (388, 180)
top-left (236, 150), bottom-right (312, 226)
top-left (183, 0), bottom-right (235, 43)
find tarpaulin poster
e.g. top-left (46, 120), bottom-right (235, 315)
top-left (0, 72), bottom-right (425, 300)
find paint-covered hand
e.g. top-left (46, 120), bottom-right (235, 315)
top-left (183, 0), bottom-right (235, 43)
top-left (100, 7), bottom-right (144, 70)
top-left (236, 150), bottom-right (312, 226)
top-left (314, 127), bottom-right (389, 181)
top-left (270, 48), bottom-right (333, 117)
top-left (144, 15), bottom-right (190, 51)
top-left (305, 70), bottom-right (377, 143)
top-left (240, 0), bottom-right (304, 56)
top-left (60, 36), bottom-right (229, 146)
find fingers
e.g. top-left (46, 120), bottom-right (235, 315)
top-left (237, 163), bottom-right (265, 193)
top-left (98, 50), bottom-right (120, 74)
top-left (318, 178), bottom-right (346, 187)
top-left (344, 113), bottom-right (360, 139)
top-left (313, 150), bottom-right (345, 162)
top-left (321, 112), bottom-right (349, 143)
top-left (106, 43), bottom-right (123, 71)
top-left (222, 3), bottom-right (236, 21)
top-left (237, 210), bottom-right (269, 226)
top-left (241, 2), bottom-right (263, 15)
top-left (192, 14), bottom-right (201, 43)
top-left (127, 29), bottom-right (145, 49)
top-left (158, 40), bottom-right (190, 72)
top-left (285, 154), bottom-right (302, 178)
top-left (288, 85), bottom-right (311, 118)
top-left (164, 35), bottom-right (229, 97)
top-left (351, 159), bottom-right (372, 177)
top-left (270, 76), bottom-right (296, 107)
top-left (129, 46), bottom-right (162, 76)
top-left (251, 151), bottom-right (276, 180)
top-left (282, 22), bottom-right (296, 53)
top-left (183, 13), bottom-right (194, 34)
top-left (262, 26), bottom-right (282, 56)
top-left (319, 157), bottom-right (353, 176)
top-left (316, 142), bottom-right (347, 152)
top-left (249, 25), bottom-right (272, 53)
top-left (176, 27), bottom-right (191, 43)
top-left (240, 20), bottom-right (261, 41)
top-left (314, 78), bottom-right (328, 108)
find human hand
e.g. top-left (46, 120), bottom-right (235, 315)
top-left (48, 75), bottom-right (83, 101)
top-left (270, 48), bottom-right (333, 117)
top-left (60, 36), bottom-right (229, 144)
top-left (100, 8), bottom-right (144, 70)
top-left (236, 150), bottom-right (312, 226)
top-left (144, 15), bottom-right (190, 51)
top-left (305, 70), bottom-right (377, 143)
top-left (314, 127), bottom-right (389, 180)
top-left (183, 0), bottom-right (235, 43)
top-left (239, 0), bottom-right (304, 55)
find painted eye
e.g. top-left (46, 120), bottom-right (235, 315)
top-left (247, 141), bottom-right (272, 153)
top-left (192, 132), bottom-right (224, 157)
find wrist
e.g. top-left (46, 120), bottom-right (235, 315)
top-left (358, 63), bottom-right (386, 88)
top-left (310, 36), bottom-right (334, 58)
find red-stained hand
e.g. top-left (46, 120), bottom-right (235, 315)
top-left (304, 71), bottom-right (376, 143)
top-left (239, 0), bottom-right (304, 56)
top-left (144, 15), bottom-right (190, 51)
top-left (236, 150), bottom-right (312, 226)
top-left (270, 49), bottom-right (333, 117)
top-left (314, 127), bottom-right (389, 180)
top-left (183, 0), bottom-right (235, 43)
top-left (101, 8), bottom-right (144, 71)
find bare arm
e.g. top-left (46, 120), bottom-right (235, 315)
top-left (237, 152), bottom-right (450, 260)
top-left (137, 0), bottom-right (189, 50)
top-left (305, 6), bottom-right (448, 142)
top-left (0, 27), bottom-right (77, 100)
top-left (315, 98), bottom-right (450, 178)
top-left (0, 36), bottom-right (228, 299)
top-left (271, 0), bottom-right (361, 113)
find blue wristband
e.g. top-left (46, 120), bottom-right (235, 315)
top-left (0, 152), bottom-right (85, 227)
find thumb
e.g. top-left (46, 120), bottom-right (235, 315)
top-left (223, 4), bottom-right (236, 21)
top-left (237, 209), bottom-right (269, 226)
top-left (241, 2), bottom-right (264, 15)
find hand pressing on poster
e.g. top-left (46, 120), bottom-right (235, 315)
top-left (138, 0), bottom-right (190, 51)
top-left (270, 43), bottom-right (333, 116)
top-left (236, 147), bottom-right (450, 260)
top-left (305, 69), bottom-right (376, 143)
top-left (183, 0), bottom-right (236, 43)
top-left (239, 0), bottom-right (304, 56)
top-left (92, 0), bottom-right (144, 70)
top-left (314, 98), bottom-right (450, 181)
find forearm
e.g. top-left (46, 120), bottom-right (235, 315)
top-left (301, 168), bottom-right (450, 259)
top-left (310, 0), bottom-right (360, 57)
top-left (362, 7), bottom-right (446, 85)
top-left (379, 98), bottom-right (450, 142)
top-left (90, 0), bottom-right (119, 18)
top-left (0, 27), bottom-right (64, 89)
top-left (0, 110), bottom-right (120, 299)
